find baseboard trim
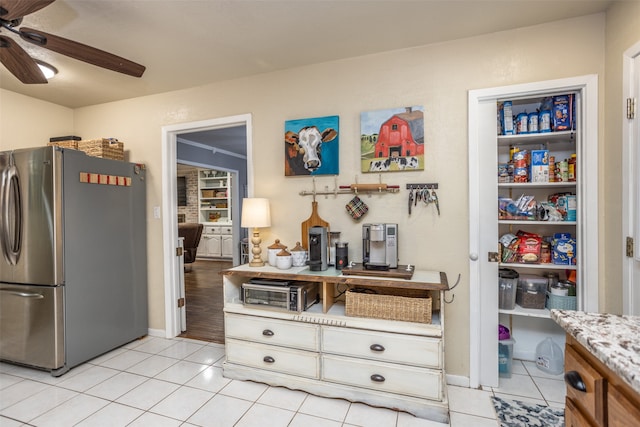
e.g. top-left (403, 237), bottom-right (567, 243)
top-left (446, 374), bottom-right (470, 388)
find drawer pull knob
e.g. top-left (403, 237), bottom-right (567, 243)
top-left (370, 374), bottom-right (385, 383)
top-left (370, 344), bottom-right (385, 352)
top-left (565, 370), bottom-right (587, 392)
top-left (263, 356), bottom-right (275, 363)
top-left (262, 329), bottom-right (274, 336)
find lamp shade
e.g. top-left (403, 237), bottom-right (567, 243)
top-left (241, 198), bottom-right (271, 228)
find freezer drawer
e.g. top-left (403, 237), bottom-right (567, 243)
top-left (0, 284), bottom-right (64, 370)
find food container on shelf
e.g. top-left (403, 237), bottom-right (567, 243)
top-left (516, 274), bottom-right (547, 309)
top-left (275, 249), bottom-right (292, 270)
top-left (267, 239), bottom-right (287, 266)
top-left (498, 268), bottom-right (519, 310)
top-left (290, 242), bottom-right (307, 267)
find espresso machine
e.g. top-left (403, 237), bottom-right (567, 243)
top-left (362, 223), bottom-right (398, 270)
top-left (308, 226), bottom-right (328, 271)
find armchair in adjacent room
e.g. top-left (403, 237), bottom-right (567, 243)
top-left (178, 223), bottom-right (203, 270)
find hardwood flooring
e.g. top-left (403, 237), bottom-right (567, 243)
top-left (179, 259), bottom-right (232, 344)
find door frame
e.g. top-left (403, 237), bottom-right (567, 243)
top-left (623, 40), bottom-right (640, 315)
top-left (161, 114), bottom-right (253, 338)
top-left (468, 75), bottom-right (599, 388)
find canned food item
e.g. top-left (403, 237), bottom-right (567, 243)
top-left (566, 195), bottom-right (577, 221)
top-left (557, 160), bottom-right (569, 182)
top-left (516, 113), bottom-right (529, 134)
top-left (568, 154), bottom-right (576, 181)
top-left (549, 156), bottom-right (556, 182)
top-left (539, 110), bottom-right (552, 132)
top-left (528, 112), bottom-right (539, 133)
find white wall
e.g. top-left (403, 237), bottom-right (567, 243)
top-left (3, 12), bottom-right (612, 378)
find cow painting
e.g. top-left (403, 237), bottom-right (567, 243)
top-left (285, 116), bottom-right (339, 176)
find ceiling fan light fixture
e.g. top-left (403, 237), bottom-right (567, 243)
top-left (35, 60), bottom-right (57, 79)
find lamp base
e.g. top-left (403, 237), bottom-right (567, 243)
top-left (249, 259), bottom-right (265, 267)
top-left (248, 228), bottom-right (265, 267)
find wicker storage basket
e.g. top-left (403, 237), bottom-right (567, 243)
top-left (77, 139), bottom-right (124, 161)
top-left (201, 190), bottom-right (215, 198)
top-left (47, 140), bottom-right (79, 149)
top-left (546, 292), bottom-right (577, 310)
top-left (345, 287), bottom-right (432, 323)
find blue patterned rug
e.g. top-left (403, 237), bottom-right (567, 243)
top-left (492, 396), bottom-right (564, 427)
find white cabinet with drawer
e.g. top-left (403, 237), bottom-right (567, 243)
top-left (198, 225), bottom-right (233, 258)
top-left (321, 326), bottom-right (442, 368)
top-left (221, 266), bottom-right (450, 423)
top-left (322, 354), bottom-right (442, 400)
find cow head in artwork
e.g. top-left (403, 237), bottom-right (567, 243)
top-left (285, 126), bottom-right (338, 175)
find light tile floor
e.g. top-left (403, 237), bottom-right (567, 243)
top-left (0, 336), bottom-right (565, 427)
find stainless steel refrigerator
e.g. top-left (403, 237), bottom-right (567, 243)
top-left (0, 146), bottom-right (147, 376)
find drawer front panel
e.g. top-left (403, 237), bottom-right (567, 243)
top-left (226, 338), bottom-right (320, 379)
top-left (564, 345), bottom-right (605, 424)
top-left (322, 354), bottom-right (442, 400)
top-left (321, 326), bottom-right (441, 368)
top-left (225, 313), bottom-right (319, 351)
top-left (219, 227), bottom-right (232, 235)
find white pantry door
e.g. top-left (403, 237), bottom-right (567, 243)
top-left (623, 41), bottom-right (640, 316)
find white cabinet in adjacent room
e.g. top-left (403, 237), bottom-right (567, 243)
top-left (198, 225), bottom-right (233, 259)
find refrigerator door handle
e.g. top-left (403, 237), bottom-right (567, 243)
top-left (1, 163), bottom-right (22, 265)
top-left (0, 288), bottom-right (44, 299)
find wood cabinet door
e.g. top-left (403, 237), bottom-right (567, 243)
top-left (608, 384), bottom-right (640, 427)
top-left (565, 398), bottom-right (598, 427)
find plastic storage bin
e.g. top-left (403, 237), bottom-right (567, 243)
top-left (498, 338), bottom-right (516, 378)
top-left (516, 274), bottom-right (548, 309)
top-left (499, 269), bottom-right (519, 310)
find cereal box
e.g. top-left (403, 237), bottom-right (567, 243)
top-left (530, 150), bottom-right (549, 183)
top-left (552, 94), bottom-right (574, 131)
top-left (552, 233), bottom-right (576, 265)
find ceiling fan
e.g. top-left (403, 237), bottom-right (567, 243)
top-left (0, 0), bottom-right (145, 84)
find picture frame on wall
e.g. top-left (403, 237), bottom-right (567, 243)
top-left (284, 115), bottom-right (339, 176)
top-left (361, 106), bottom-right (424, 172)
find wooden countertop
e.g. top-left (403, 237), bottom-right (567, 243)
top-left (221, 264), bottom-right (449, 291)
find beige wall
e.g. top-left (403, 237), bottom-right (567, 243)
top-left (3, 11), bottom-right (624, 379)
top-left (0, 89), bottom-right (73, 149)
top-left (603, 1), bottom-right (640, 314)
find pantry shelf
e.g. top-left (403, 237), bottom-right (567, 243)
top-left (499, 220), bottom-right (576, 226)
top-left (499, 306), bottom-right (551, 319)
top-left (498, 182), bottom-right (577, 189)
top-left (499, 262), bottom-right (576, 271)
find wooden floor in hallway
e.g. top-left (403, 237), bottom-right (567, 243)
top-left (179, 259), bottom-right (232, 344)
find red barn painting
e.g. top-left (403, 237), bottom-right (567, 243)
top-left (361, 106), bottom-right (424, 172)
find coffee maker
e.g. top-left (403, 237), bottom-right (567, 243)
top-left (362, 223), bottom-right (398, 270)
top-left (308, 226), bottom-right (328, 271)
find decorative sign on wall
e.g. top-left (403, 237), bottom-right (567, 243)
top-left (360, 106), bottom-right (425, 173)
top-left (284, 115), bottom-right (339, 176)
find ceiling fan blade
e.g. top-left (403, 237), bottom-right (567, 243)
top-left (19, 27), bottom-right (146, 77)
top-left (0, 35), bottom-right (47, 83)
top-left (0, 0), bottom-right (56, 21)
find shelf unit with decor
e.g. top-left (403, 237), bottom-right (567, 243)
top-left (198, 169), bottom-right (231, 225)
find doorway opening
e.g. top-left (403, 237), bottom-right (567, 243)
top-left (162, 114), bottom-right (253, 339)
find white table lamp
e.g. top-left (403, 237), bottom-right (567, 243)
top-left (241, 198), bottom-right (271, 267)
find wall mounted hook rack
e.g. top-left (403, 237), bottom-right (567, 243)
top-left (299, 176), bottom-right (400, 198)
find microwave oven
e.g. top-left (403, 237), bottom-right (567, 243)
top-left (241, 280), bottom-right (319, 312)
